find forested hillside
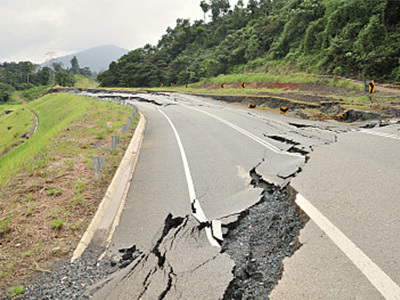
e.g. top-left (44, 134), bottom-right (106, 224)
top-left (98, 0), bottom-right (400, 87)
top-left (0, 57), bottom-right (91, 103)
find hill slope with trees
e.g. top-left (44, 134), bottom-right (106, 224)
top-left (98, 0), bottom-right (400, 88)
top-left (0, 57), bottom-right (91, 103)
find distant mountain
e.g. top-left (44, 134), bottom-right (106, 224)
top-left (41, 45), bottom-right (128, 73)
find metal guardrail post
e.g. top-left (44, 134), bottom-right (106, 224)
top-left (94, 156), bottom-right (106, 180)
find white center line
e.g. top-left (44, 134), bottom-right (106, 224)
top-left (180, 103), bottom-right (400, 299)
top-left (182, 105), bottom-right (301, 157)
top-left (168, 99), bottom-right (400, 298)
top-left (360, 129), bottom-right (400, 140)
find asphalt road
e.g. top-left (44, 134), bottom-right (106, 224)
top-left (271, 125), bottom-right (400, 300)
top-left (84, 92), bottom-right (400, 299)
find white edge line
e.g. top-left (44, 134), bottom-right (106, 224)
top-left (158, 109), bottom-right (220, 247)
top-left (296, 193), bottom-right (400, 300)
top-left (165, 100), bottom-right (400, 297)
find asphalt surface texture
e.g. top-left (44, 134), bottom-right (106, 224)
top-left (14, 91), bottom-right (400, 299)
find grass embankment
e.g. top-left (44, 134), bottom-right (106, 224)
top-left (7, 86), bottom-right (52, 106)
top-left (146, 73), bottom-right (399, 118)
top-left (138, 73), bottom-right (364, 98)
top-left (195, 73), bottom-right (362, 90)
top-left (74, 75), bottom-right (99, 89)
top-left (0, 93), bottom-right (138, 293)
top-left (0, 94), bottom-right (92, 185)
top-left (20, 86), bottom-right (52, 102)
top-left (0, 106), bottom-right (35, 155)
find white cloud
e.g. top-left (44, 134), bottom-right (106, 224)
top-left (0, 0), bottom-right (205, 63)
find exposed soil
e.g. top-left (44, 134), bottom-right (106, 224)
top-left (16, 94), bottom-right (28, 105)
top-left (0, 103), bottom-right (138, 294)
top-left (193, 82), bottom-right (400, 122)
top-left (196, 82), bottom-right (354, 99)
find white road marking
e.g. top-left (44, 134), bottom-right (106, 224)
top-left (158, 109), bottom-right (220, 247)
top-left (296, 194), bottom-right (400, 300)
top-left (360, 129), bottom-right (400, 140)
top-left (182, 105), bottom-right (301, 157)
top-left (180, 101), bottom-right (400, 298)
top-left (158, 96), bottom-right (400, 298)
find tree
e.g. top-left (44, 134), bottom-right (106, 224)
top-left (247, 0), bottom-right (259, 16)
top-left (210, 0), bottom-right (230, 22)
top-left (52, 62), bottom-right (64, 72)
top-left (55, 71), bottom-right (76, 86)
top-left (34, 67), bottom-right (54, 85)
top-left (0, 82), bottom-right (15, 103)
top-left (200, 0), bottom-right (210, 21)
top-left (70, 56), bottom-right (80, 74)
top-left (97, 0), bottom-right (400, 87)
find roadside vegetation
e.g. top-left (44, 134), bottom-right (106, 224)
top-left (0, 93), bottom-right (138, 293)
top-left (0, 106), bottom-right (35, 155)
top-left (20, 86), bottom-right (52, 102)
top-left (73, 74), bottom-right (99, 89)
top-left (98, 0), bottom-right (400, 88)
top-left (0, 56), bottom-right (93, 104)
top-left (0, 94), bottom-right (92, 185)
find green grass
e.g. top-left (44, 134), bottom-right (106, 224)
top-left (6, 284), bottom-right (25, 298)
top-left (21, 86), bottom-right (51, 102)
top-left (0, 106), bottom-right (35, 153)
top-left (0, 94), bottom-right (93, 185)
top-left (195, 73), bottom-right (362, 91)
top-left (51, 218), bottom-right (64, 229)
top-left (7, 92), bottom-right (23, 105)
top-left (0, 105), bottom-right (13, 114)
top-left (74, 75), bottom-right (99, 89)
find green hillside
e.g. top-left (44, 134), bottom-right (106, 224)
top-left (98, 0), bottom-right (400, 87)
top-left (73, 74), bottom-right (99, 88)
top-left (0, 94), bottom-right (92, 184)
top-left (0, 106), bottom-right (35, 154)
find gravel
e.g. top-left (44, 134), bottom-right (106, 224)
top-left (0, 247), bottom-right (136, 300)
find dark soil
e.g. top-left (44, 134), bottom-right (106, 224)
top-left (222, 171), bottom-right (306, 299)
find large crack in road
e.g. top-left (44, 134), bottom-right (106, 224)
top-left (221, 168), bottom-right (307, 299)
top-left (12, 92), bottom-right (344, 299)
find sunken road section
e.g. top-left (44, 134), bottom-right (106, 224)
top-left (222, 169), bottom-right (307, 299)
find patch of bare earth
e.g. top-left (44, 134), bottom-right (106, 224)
top-left (16, 94), bottom-right (28, 105)
top-left (0, 104), bottom-right (137, 293)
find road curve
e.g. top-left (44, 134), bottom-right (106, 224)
top-left (79, 91), bottom-right (399, 299)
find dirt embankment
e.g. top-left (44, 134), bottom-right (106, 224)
top-left (193, 82), bottom-right (400, 122)
top-left (15, 94), bottom-right (28, 105)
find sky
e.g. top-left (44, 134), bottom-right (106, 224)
top-left (0, 0), bottom-right (248, 64)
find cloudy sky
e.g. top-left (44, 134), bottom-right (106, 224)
top-left (0, 0), bottom-right (246, 64)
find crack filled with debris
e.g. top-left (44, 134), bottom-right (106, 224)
top-left (129, 96), bottom-right (163, 106)
top-left (266, 135), bottom-right (301, 146)
top-left (221, 167), bottom-right (308, 299)
top-left (151, 214), bottom-right (185, 268)
top-left (265, 134), bottom-right (311, 156)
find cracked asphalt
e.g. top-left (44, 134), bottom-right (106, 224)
top-left (81, 92), bottom-right (343, 299)
top-left (22, 90), bottom-right (398, 299)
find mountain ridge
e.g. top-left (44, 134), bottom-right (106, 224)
top-left (41, 45), bottom-right (128, 73)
